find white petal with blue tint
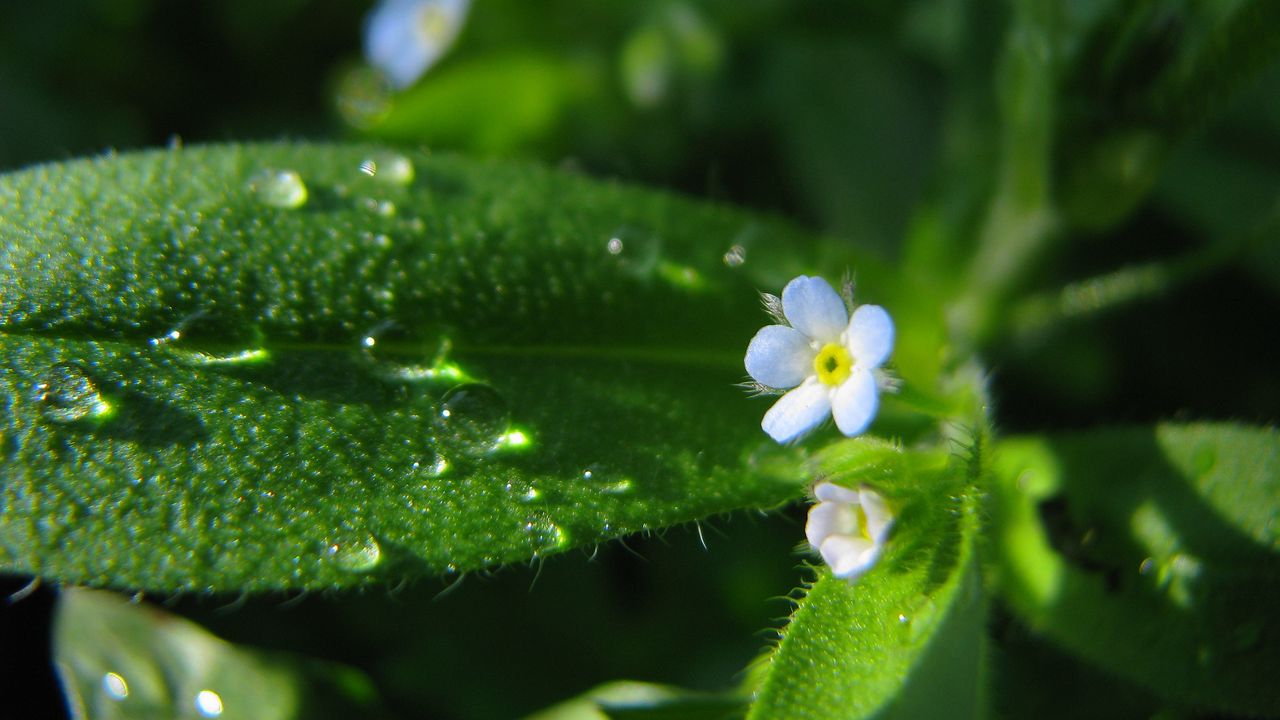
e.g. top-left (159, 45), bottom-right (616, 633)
top-left (820, 534), bottom-right (879, 579)
top-left (805, 498), bottom-right (852, 549)
top-left (806, 482), bottom-right (895, 582)
top-left (745, 325), bottom-right (814, 389)
top-left (815, 481), bottom-right (861, 505)
top-left (845, 304), bottom-right (894, 369)
top-left (781, 276), bottom-right (847, 343)
top-left (364, 0), bottom-right (471, 90)
top-left (831, 368), bottom-right (879, 437)
top-left (761, 381), bottom-right (830, 444)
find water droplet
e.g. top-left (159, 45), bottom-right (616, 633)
top-left (327, 534), bottom-right (383, 573)
top-left (505, 481), bottom-right (542, 503)
top-left (195, 689), bottom-right (224, 717)
top-left (102, 672), bottom-right (128, 700)
top-left (723, 244), bottom-right (746, 267)
top-left (150, 312), bottom-right (270, 365)
top-left (437, 384), bottom-right (510, 456)
top-left (581, 465), bottom-right (633, 495)
top-left (358, 196), bottom-right (397, 217)
top-left (897, 613), bottom-right (909, 624)
top-left (247, 169), bottom-right (308, 209)
top-left (607, 226), bottom-right (661, 277)
top-left (417, 453), bottom-right (450, 477)
top-left (523, 516), bottom-right (569, 555)
top-left (359, 152), bottom-right (415, 185)
top-left (1139, 557), bottom-right (1155, 575)
top-left (334, 65), bottom-right (394, 129)
top-left (360, 321), bottom-right (464, 383)
top-left (496, 428), bottom-right (533, 451)
top-left (35, 363), bottom-right (114, 424)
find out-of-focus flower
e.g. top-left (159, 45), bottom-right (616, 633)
top-left (364, 0), bottom-right (471, 90)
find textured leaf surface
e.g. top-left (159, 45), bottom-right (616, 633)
top-left (747, 438), bottom-right (985, 720)
top-left (0, 143), bottom-right (836, 592)
top-left (992, 423), bottom-right (1280, 716)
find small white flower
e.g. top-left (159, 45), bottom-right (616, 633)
top-left (364, 0), bottom-right (472, 90)
top-left (806, 482), bottom-right (894, 581)
top-left (744, 275), bottom-right (894, 444)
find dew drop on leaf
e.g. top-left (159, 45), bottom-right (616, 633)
top-left (504, 481), bottom-right (542, 503)
top-left (35, 363), bottom-right (113, 424)
top-left (359, 152), bottom-right (415, 185)
top-left (416, 452), bottom-right (450, 478)
top-left (582, 465), bottom-right (632, 495)
top-left (247, 169), bottom-right (308, 209)
top-left (194, 689), bottom-right (224, 717)
top-left (360, 321), bottom-right (461, 383)
top-left (436, 383), bottom-right (510, 456)
top-left (358, 196), bottom-right (397, 217)
top-left (327, 535), bottom-right (383, 573)
top-left (523, 515), bottom-right (569, 555)
top-left (607, 225), bottom-right (661, 277)
top-left (334, 65), bottom-right (394, 129)
top-left (102, 671), bottom-right (128, 701)
top-left (723, 244), bottom-right (746, 267)
top-left (150, 311), bottom-right (269, 366)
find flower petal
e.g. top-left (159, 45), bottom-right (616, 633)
top-left (814, 481), bottom-right (861, 505)
top-left (831, 368), bottom-right (879, 437)
top-left (782, 276), bottom-right (848, 343)
top-left (819, 535), bottom-right (879, 579)
top-left (744, 325), bottom-right (814, 389)
top-left (845, 304), bottom-right (894, 368)
top-left (858, 487), bottom-right (894, 544)
top-left (761, 381), bottom-right (831, 444)
top-left (365, 0), bottom-right (472, 89)
top-left (806, 499), bottom-right (856, 549)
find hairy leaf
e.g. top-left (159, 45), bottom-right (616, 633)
top-left (0, 143), bottom-right (848, 592)
top-left (746, 437), bottom-right (985, 720)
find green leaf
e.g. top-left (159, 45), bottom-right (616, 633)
top-left (1057, 0), bottom-right (1280, 229)
top-left (527, 681), bottom-right (746, 720)
top-left (364, 52), bottom-right (602, 154)
top-left (991, 423), bottom-right (1280, 716)
top-left (746, 437), bottom-right (985, 720)
top-left (54, 587), bottom-right (387, 720)
top-left (0, 142), bottom-right (836, 592)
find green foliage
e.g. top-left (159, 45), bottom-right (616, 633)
top-left (2, 0), bottom-right (1279, 717)
top-left (747, 438), bottom-right (985, 720)
top-left (527, 681), bottom-right (746, 720)
top-left (55, 587), bottom-right (385, 720)
top-left (0, 143), bottom-right (832, 592)
top-left (991, 423), bottom-right (1280, 716)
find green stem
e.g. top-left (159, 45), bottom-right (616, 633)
top-left (1007, 199), bottom-right (1279, 338)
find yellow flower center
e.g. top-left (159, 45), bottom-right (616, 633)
top-left (854, 505), bottom-right (872, 541)
top-left (813, 343), bottom-right (853, 386)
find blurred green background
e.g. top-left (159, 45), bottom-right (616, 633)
top-left (1, 0), bottom-right (1278, 717)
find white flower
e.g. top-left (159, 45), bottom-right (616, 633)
top-left (806, 482), bottom-right (894, 581)
top-left (364, 0), bottom-right (472, 90)
top-left (744, 275), bottom-right (894, 444)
